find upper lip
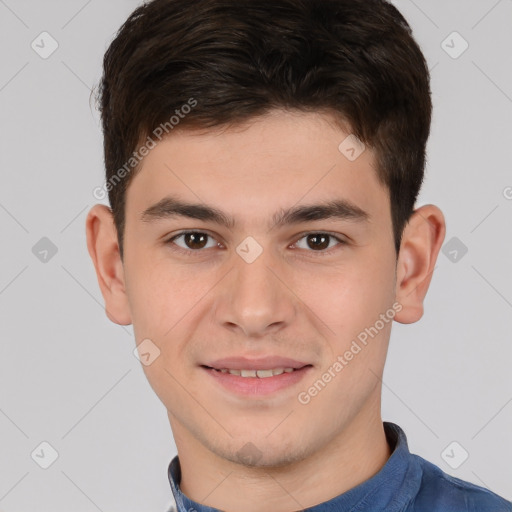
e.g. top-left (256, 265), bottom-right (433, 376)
top-left (204, 356), bottom-right (311, 370)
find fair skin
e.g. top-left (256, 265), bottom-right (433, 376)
top-left (86, 110), bottom-right (445, 512)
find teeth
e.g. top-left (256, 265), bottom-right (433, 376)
top-left (256, 369), bottom-right (273, 378)
top-left (220, 367), bottom-right (296, 377)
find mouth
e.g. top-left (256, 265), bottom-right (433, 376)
top-left (200, 358), bottom-right (313, 396)
top-left (202, 366), bottom-right (309, 378)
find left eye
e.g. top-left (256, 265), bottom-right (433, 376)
top-left (293, 233), bottom-right (344, 252)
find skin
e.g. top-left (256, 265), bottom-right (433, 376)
top-left (86, 110), bottom-right (445, 511)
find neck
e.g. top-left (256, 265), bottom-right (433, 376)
top-left (169, 402), bottom-right (392, 511)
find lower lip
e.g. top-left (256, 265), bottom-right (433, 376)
top-left (203, 366), bottom-right (312, 396)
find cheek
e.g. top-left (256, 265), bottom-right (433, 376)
top-left (304, 264), bottom-right (396, 378)
top-left (305, 262), bottom-right (394, 333)
top-left (124, 255), bottom-right (221, 350)
top-left (125, 254), bottom-right (185, 319)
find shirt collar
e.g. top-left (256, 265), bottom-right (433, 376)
top-left (168, 422), bottom-right (422, 512)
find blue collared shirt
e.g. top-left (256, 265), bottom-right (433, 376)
top-left (166, 422), bottom-right (511, 511)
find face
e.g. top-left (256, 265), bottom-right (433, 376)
top-left (120, 110), bottom-right (400, 466)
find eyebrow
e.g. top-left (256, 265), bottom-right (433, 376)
top-left (140, 195), bottom-right (370, 231)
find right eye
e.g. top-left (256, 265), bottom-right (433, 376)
top-left (166, 231), bottom-right (222, 254)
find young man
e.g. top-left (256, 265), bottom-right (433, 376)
top-left (86, 0), bottom-right (512, 510)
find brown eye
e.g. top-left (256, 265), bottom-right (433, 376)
top-left (294, 232), bottom-right (345, 253)
top-left (305, 234), bottom-right (330, 250)
top-left (169, 231), bottom-right (219, 252)
top-left (183, 232), bottom-right (208, 249)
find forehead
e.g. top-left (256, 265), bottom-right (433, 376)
top-left (125, 111), bottom-right (390, 230)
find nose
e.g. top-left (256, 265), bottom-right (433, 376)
top-left (214, 246), bottom-right (296, 338)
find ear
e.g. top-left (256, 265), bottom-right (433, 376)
top-left (85, 204), bottom-right (132, 325)
top-left (394, 204), bottom-right (446, 324)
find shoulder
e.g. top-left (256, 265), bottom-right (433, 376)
top-left (409, 454), bottom-right (512, 512)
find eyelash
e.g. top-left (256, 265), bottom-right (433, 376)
top-left (165, 230), bottom-right (347, 258)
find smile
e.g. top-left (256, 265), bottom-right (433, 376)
top-left (202, 364), bottom-right (313, 396)
top-left (211, 367), bottom-right (296, 378)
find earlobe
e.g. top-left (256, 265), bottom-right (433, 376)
top-left (394, 204), bottom-right (446, 324)
top-left (85, 204), bottom-right (132, 326)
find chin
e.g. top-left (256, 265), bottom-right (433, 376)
top-left (212, 435), bottom-right (313, 469)
top-left (228, 449), bottom-right (304, 469)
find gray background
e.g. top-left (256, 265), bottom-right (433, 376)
top-left (0, 0), bottom-right (511, 510)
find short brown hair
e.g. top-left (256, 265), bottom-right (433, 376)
top-left (97, 0), bottom-right (432, 258)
